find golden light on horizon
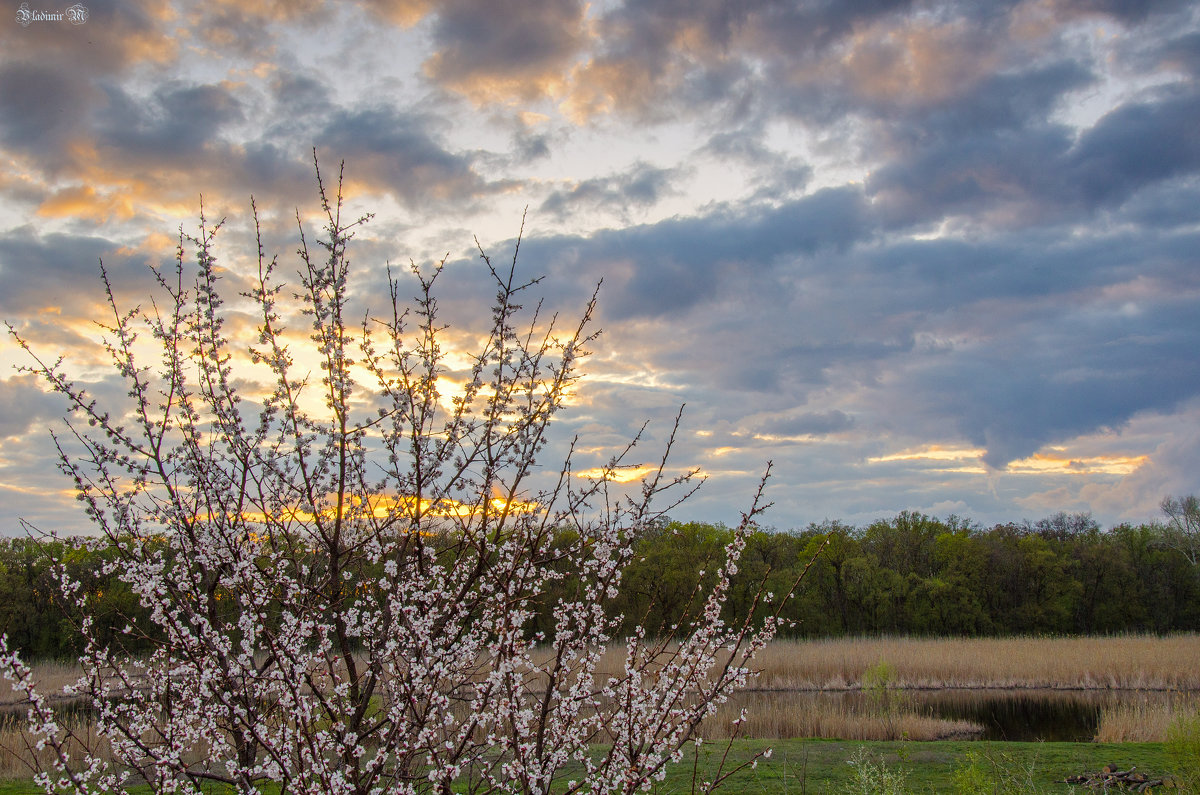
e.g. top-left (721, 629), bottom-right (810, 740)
top-left (203, 492), bottom-right (541, 527)
top-left (573, 464), bottom-right (655, 483)
top-left (869, 445), bottom-right (1148, 476)
top-left (1005, 452), bottom-right (1148, 476)
top-left (868, 445), bottom-right (988, 463)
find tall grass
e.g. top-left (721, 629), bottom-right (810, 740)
top-left (0, 660), bottom-right (81, 705)
top-left (700, 692), bottom-right (982, 741)
top-left (1095, 694), bottom-right (1200, 742)
top-left (0, 710), bottom-right (109, 781)
top-left (751, 635), bottom-right (1200, 690)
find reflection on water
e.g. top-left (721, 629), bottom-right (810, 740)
top-left (730, 688), bottom-right (1197, 742)
top-left (919, 689), bottom-right (1102, 741)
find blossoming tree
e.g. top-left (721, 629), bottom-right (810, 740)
top-left (1, 161), bottom-right (804, 794)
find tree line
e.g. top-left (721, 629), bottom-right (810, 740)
top-left (5, 506), bottom-right (1197, 661)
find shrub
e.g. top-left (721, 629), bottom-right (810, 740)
top-left (0, 159), bottom-right (800, 794)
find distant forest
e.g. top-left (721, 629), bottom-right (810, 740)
top-left (4, 509), bottom-right (1199, 660)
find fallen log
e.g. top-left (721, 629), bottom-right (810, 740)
top-left (1063, 763), bottom-right (1177, 791)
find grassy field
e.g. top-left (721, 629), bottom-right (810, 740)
top-left (634, 739), bottom-right (1179, 794)
top-left (0, 741), bottom-right (1179, 793)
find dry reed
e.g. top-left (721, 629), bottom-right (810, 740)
top-left (749, 635), bottom-right (1200, 691)
top-left (700, 692), bottom-right (982, 741)
top-left (0, 711), bottom-right (109, 781)
top-left (1094, 694), bottom-right (1200, 742)
top-left (0, 660), bottom-right (82, 707)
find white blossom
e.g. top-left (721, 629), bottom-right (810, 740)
top-left (0, 168), bottom-right (804, 795)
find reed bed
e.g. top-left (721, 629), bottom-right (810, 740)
top-left (1094, 693), bottom-right (1200, 742)
top-left (0, 660), bottom-right (82, 707)
top-left (700, 692), bottom-right (982, 741)
top-left (750, 635), bottom-right (1200, 691)
top-left (0, 710), bottom-right (110, 781)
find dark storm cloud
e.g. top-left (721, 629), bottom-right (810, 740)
top-left (1117, 178), bottom-right (1200, 229)
top-left (266, 72), bottom-right (335, 136)
top-left (515, 147), bottom-right (1199, 471)
top-left (0, 62), bottom-right (94, 163)
top-left (1159, 32), bottom-right (1200, 77)
top-left (880, 62), bottom-right (1096, 148)
top-left (861, 63), bottom-right (1096, 225)
top-left (852, 220), bottom-right (1200, 468)
top-left (909, 294), bottom-right (1200, 469)
top-left (99, 82), bottom-right (244, 160)
top-left (868, 79), bottom-right (1200, 226)
top-left (0, 227), bottom-right (150, 315)
top-left (317, 107), bottom-right (499, 206)
top-left (539, 162), bottom-right (683, 219)
top-left (754, 410), bottom-right (855, 437)
top-left (522, 185), bottom-right (873, 319)
top-left (1051, 0), bottom-right (1188, 24)
top-left (1066, 84), bottom-right (1200, 208)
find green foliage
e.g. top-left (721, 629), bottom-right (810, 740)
top-left (953, 747), bottom-right (1058, 794)
top-left (0, 537), bottom-right (165, 660)
top-left (863, 660), bottom-right (900, 715)
top-left (844, 746), bottom-right (909, 795)
top-left (1167, 708), bottom-right (1200, 792)
top-left (5, 510), bottom-right (1200, 660)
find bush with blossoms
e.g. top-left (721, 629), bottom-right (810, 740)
top-left (1, 161), bottom-right (809, 794)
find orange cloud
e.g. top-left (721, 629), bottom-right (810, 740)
top-left (359, 0), bottom-right (435, 27)
top-left (842, 17), bottom-right (1000, 106)
top-left (37, 185), bottom-right (138, 223)
top-left (421, 0), bottom-right (587, 107)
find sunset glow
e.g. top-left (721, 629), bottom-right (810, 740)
top-left (1, 0), bottom-right (1197, 533)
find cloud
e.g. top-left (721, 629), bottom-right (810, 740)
top-left (520, 185), bottom-right (873, 321)
top-left (863, 231), bottom-right (1200, 468)
top-left (539, 162), bottom-right (684, 219)
top-left (423, 0), bottom-right (587, 104)
top-left (753, 410), bottom-right (855, 438)
top-left (1, 0), bottom-right (1198, 533)
top-left (1066, 84), bottom-right (1200, 208)
top-left (0, 62), bottom-right (96, 166)
top-left (98, 81), bottom-right (245, 161)
top-left (0, 375), bottom-right (58, 439)
top-left (0, 226), bottom-right (156, 317)
top-left (317, 107), bottom-right (504, 206)
top-left (2, 0), bottom-right (177, 77)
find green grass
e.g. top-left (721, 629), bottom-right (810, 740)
top-left (0, 741), bottom-right (1180, 794)
top-left (597, 740), bottom-right (1179, 794)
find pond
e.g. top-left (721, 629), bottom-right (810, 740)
top-left (730, 688), bottom-right (1198, 742)
top-left (917, 689), bottom-right (1117, 742)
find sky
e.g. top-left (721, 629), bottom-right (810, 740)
top-left (1, 0), bottom-right (1198, 535)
